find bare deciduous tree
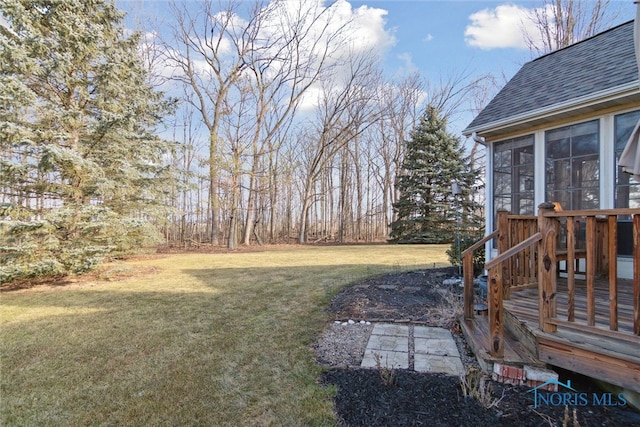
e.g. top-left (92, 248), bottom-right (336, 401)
top-left (166, 0), bottom-right (260, 245)
top-left (296, 52), bottom-right (381, 243)
top-left (238, 0), bottom-right (351, 246)
top-left (524, 0), bottom-right (619, 55)
top-left (166, 0), bottom-right (353, 248)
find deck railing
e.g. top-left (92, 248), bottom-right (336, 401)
top-left (462, 211), bottom-right (539, 321)
top-left (501, 212), bottom-right (539, 294)
top-left (539, 206), bottom-right (640, 338)
top-left (484, 232), bottom-right (541, 357)
top-left (463, 204), bottom-right (640, 358)
top-left (461, 230), bottom-right (498, 319)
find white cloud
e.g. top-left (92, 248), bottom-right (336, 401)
top-left (424, 34), bottom-right (433, 42)
top-left (266, 0), bottom-right (395, 111)
top-left (464, 4), bottom-right (541, 50)
top-left (349, 2), bottom-right (396, 54)
top-left (397, 52), bottom-right (418, 74)
top-left (265, 0), bottom-right (395, 64)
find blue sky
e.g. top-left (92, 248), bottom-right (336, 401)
top-left (116, 0), bottom-right (637, 135)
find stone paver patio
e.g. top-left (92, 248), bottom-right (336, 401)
top-left (361, 323), bottom-right (464, 376)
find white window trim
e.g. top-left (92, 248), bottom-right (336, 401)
top-left (601, 115), bottom-right (615, 209)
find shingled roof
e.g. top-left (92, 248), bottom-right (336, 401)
top-left (464, 20), bottom-right (639, 135)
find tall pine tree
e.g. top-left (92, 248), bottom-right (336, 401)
top-left (0, 0), bottom-right (174, 282)
top-left (389, 105), bottom-right (482, 244)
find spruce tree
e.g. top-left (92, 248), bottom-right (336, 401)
top-left (0, 0), bottom-right (174, 282)
top-left (389, 105), bottom-right (482, 244)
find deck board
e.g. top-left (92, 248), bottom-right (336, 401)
top-left (504, 277), bottom-right (637, 336)
top-left (501, 276), bottom-right (640, 392)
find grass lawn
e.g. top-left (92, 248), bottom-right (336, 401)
top-left (1, 244), bottom-right (449, 426)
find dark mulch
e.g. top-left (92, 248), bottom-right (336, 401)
top-left (321, 369), bottom-right (639, 427)
top-left (328, 267), bottom-right (461, 323)
top-left (321, 267), bottom-right (640, 427)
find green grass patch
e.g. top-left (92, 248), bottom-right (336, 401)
top-left (1, 244), bottom-right (449, 426)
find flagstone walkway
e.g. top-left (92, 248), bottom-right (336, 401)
top-left (361, 323), bottom-right (465, 376)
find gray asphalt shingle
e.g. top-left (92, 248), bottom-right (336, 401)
top-left (465, 20), bottom-right (638, 133)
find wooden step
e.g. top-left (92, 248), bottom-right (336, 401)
top-left (460, 316), bottom-right (546, 374)
top-left (504, 308), bottom-right (538, 358)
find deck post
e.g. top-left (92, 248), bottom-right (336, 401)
top-left (496, 210), bottom-right (510, 297)
top-left (538, 203), bottom-right (558, 333)
top-left (607, 215), bottom-right (618, 331)
top-left (488, 264), bottom-right (504, 357)
top-left (463, 252), bottom-right (474, 320)
top-left (586, 216), bottom-right (597, 326)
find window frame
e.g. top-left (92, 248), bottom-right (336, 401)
top-left (544, 119), bottom-right (600, 211)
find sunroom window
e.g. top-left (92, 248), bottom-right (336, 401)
top-left (614, 110), bottom-right (640, 210)
top-left (493, 135), bottom-right (535, 216)
top-left (492, 135), bottom-right (534, 249)
top-left (614, 110), bottom-right (640, 256)
top-left (545, 120), bottom-right (599, 210)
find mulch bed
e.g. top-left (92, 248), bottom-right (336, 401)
top-left (328, 267), bottom-right (461, 323)
top-left (321, 267), bottom-right (640, 427)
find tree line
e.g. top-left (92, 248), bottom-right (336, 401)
top-left (0, 0), bottom-right (619, 282)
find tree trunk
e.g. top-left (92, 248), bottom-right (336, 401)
top-left (298, 179), bottom-right (314, 244)
top-left (242, 154), bottom-right (261, 245)
top-left (209, 132), bottom-right (220, 245)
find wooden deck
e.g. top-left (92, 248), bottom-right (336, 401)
top-left (463, 276), bottom-right (640, 393)
top-left (504, 276), bottom-right (640, 393)
top-left (461, 206), bottom-right (640, 395)
top-left (505, 277), bottom-right (638, 339)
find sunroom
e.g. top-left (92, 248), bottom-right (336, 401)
top-left (459, 20), bottom-right (640, 398)
top-left (464, 20), bottom-right (640, 280)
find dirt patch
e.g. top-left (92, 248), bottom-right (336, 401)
top-left (320, 267), bottom-right (640, 427)
top-left (328, 267), bottom-right (462, 324)
top-left (0, 263), bottom-right (160, 293)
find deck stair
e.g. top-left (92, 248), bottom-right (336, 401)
top-left (460, 205), bottom-right (640, 395)
top-left (460, 315), bottom-right (558, 389)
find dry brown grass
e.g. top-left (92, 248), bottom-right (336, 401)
top-left (1, 244), bottom-right (449, 426)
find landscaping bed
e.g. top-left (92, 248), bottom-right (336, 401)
top-left (318, 267), bottom-right (640, 426)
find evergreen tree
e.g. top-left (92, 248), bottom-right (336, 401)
top-left (0, 0), bottom-right (174, 282)
top-left (389, 105), bottom-right (482, 244)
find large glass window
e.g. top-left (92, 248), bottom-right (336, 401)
top-left (614, 110), bottom-right (640, 209)
top-left (614, 110), bottom-right (640, 256)
top-left (493, 135), bottom-right (535, 216)
top-left (545, 120), bottom-right (599, 210)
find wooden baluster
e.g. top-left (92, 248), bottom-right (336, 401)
top-left (517, 219), bottom-right (524, 288)
top-left (608, 215), bottom-right (618, 331)
top-left (586, 216), bottom-right (596, 326)
top-left (596, 216), bottom-right (617, 278)
top-left (566, 216), bottom-right (575, 322)
top-left (463, 251), bottom-right (474, 320)
top-left (488, 264), bottom-right (504, 357)
top-left (524, 220), bottom-right (531, 283)
top-left (634, 213), bottom-right (640, 336)
top-left (497, 210), bottom-right (509, 298)
top-left (528, 219), bottom-right (536, 282)
top-left (538, 203), bottom-right (557, 333)
top-left (531, 220), bottom-right (539, 283)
